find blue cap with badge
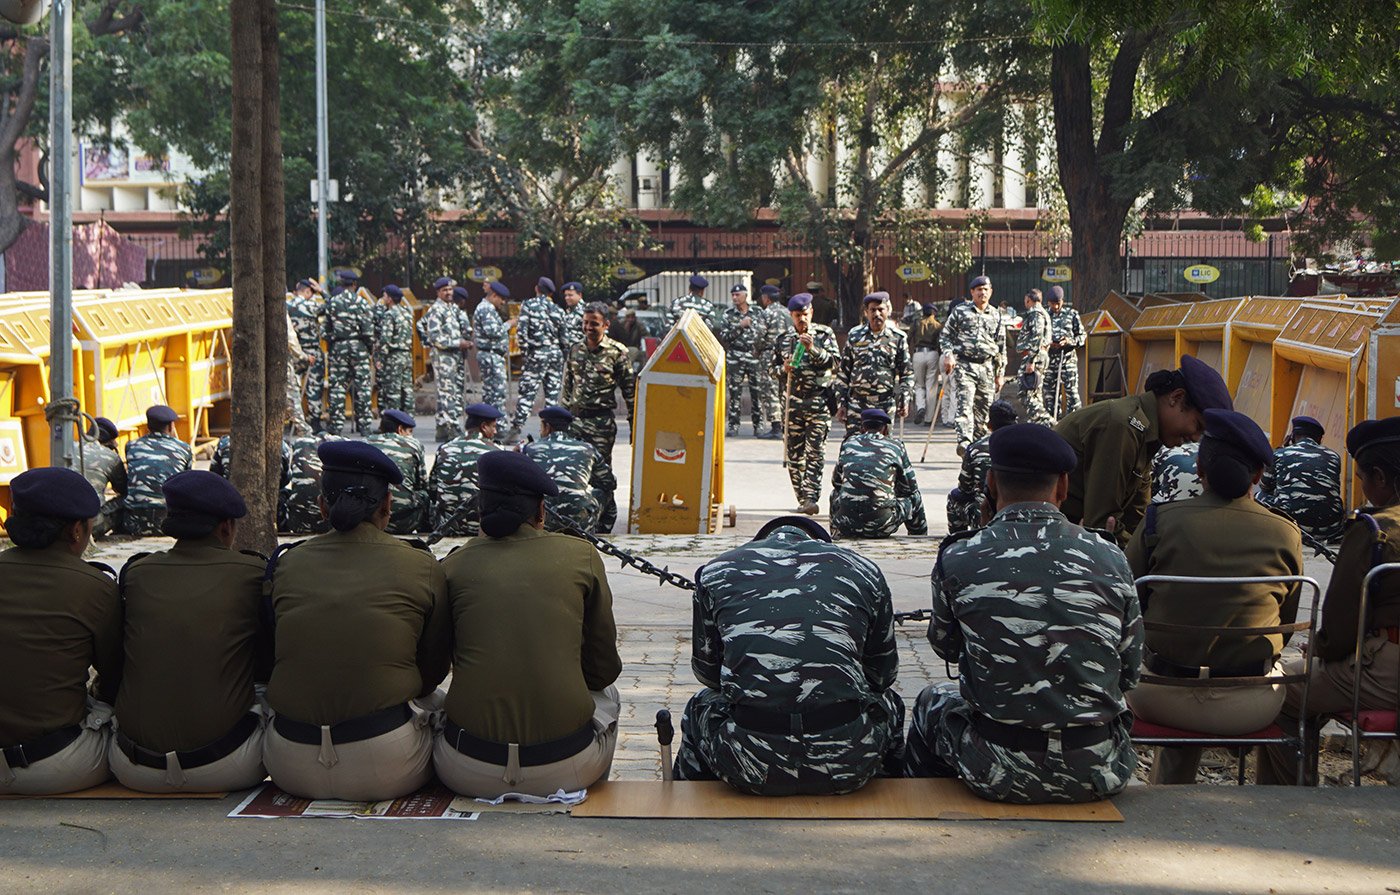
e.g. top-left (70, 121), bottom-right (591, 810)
top-left (10, 467), bottom-right (100, 520)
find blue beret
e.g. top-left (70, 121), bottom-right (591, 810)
top-left (91, 416), bottom-right (118, 442)
top-left (969, 275), bottom-right (991, 289)
top-left (433, 276), bottom-right (456, 290)
top-left (1179, 355), bottom-right (1233, 413)
top-left (146, 404), bottom-right (178, 426)
top-left (862, 291), bottom-right (890, 304)
top-left (760, 285), bottom-right (780, 296)
top-left (787, 293), bottom-right (813, 311)
top-left (754, 514), bottom-right (832, 543)
top-left (478, 449), bottom-right (558, 497)
top-left (1292, 415), bottom-right (1323, 435)
top-left (465, 402), bottom-right (504, 421)
top-left (562, 281), bottom-right (583, 293)
top-left (383, 284), bottom-right (403, 301)
top-left (382, 408), bottom-right (416, 429)
top-left (1347, 417), bottom-right (1400, 458)
top-left (860, 408), bottom-right (891, 426)
top-left (730, 283), bottom-right (747, 294)
top-left (451, 286), bottom-right (470, 302)
top-left (489, 281), bottom-right (510, 299)
top-left (317, 440), bottom-right (404, 485)
top-left (1048, 285), bottom-right (1065, 301)
top-left (338, 270), bottom-right (359, 283)
top-left (10, 467), bottom-right (100, 520)
top-left (540, 405), bottom-right (574, 427)
top-left (1203, 409), bottom-right (1273, 468)
top-left (689, 275), bottom-right (709, 290)
top-left (537, 277), bottom-right (556, 294)
top-left (989, 423), bottom-right (1077, 474)
top-left (162, 469), bottom-right (247, 520)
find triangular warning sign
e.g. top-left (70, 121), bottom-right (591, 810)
top-left (666, 341), bottom-right (691, 364)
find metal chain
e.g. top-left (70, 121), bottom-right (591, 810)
top-left (550, 508), bottom-right (697, 591)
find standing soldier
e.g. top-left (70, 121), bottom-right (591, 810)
top-left (323, 271), bottom-right (375, 436)
top-left (909, 301), bottom-right (942, 425)
top-left (450, 286), bottom-right (477, 402)
top-left (283, 305), bottom-right (313, 437)
top-left (563, 302), bottom-right (635, 534)
top-left (946, 400), bottom-right (1017, 533)
top-left (721, 283), bottom-right (765, 437)
top-left (560, 281), bottom-right (586, 354)
top-left (1044, 286), bottom-right (1086, 418)
top-left (373, 284), bottom-right (415, 415)
top-left (416, 276), bottom-right (470, 441)
top-left (79, 416), bottom-right (127, 537)
top-left (837, 292), bottom-right (912, 438)
top-left (1016, 289), bottom-right (1054, 425)
top-left (1258, 415), bottom-right (1346, 542)
top-left (280, 434), bottom-right (344, 535)
top-left (668, 274), bottom-right (719, 333)
top-left (473, 281), bottom-right (511, 413)
top-left (941, 276), bottom-right (1006, 456)
top-left (755, 285), bottom-right (790, 439)
top-left (365, 409), bottom-right (429, 534)
top-left (829, 409), bottom-right (927, 539)
top-left (124, 404), bottom-right (193, 536)
top-left (523, 406), bottom-right (615, 533)
top-left (507, 277), bottom-right (567, 444)
top-left (287, 278), bottom-right (327, 432)
top-left (771, 293), bottom-right (839, 514)
top-left (429, 403), bottom-right (502, 537)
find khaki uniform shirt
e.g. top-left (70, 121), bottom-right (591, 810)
top-left (1126, 493), bottom-right (1303, 669)
top-left (267, 523), bottom-right (451, 725)
top-left (0, 545), bottom-right (122, 745)
top-left (114, 539), bottom-right (271, 752)
top-left (1315, 504), bottom-right (1400, 662)
top-left (440, 525), bottom-right (621, 745)
top-left (1056, 393), bottom-right (1160, 546)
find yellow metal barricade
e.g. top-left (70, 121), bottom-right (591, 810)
top-left (629, 309), bottom-right (726, 534)
top-left (1080, 292), bottom-right (1140, 404)
top-left (1125, 303), bottom-right (1193, 394)
top-left (1223, 296), bottom-right (1315, 432)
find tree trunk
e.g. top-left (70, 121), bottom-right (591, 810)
top-left (0, 37), bottom-right (47, 256)
top-left (258, 0), bottom-right (287, 551)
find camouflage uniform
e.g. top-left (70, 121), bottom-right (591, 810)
top-left (830, 432), bottom-right (927, 538)
top-left (523, 432), bottom-right (615, 533)
top-left (756, 301), bottom-right (792, 425)
top-left (366, 431), bottom-right (429, 534)
top-left (210, 434), bottom-right (293, 528)
top-left (323, 287), bottom-right (375, 435)
top-left (561, 303), bottom-right (585, 354)
top-left (1151, 443), bottom-right (1202, 504)
top-left (417, 299), bottom-right (468, 436)
top-left (837, 324), bottom-right (913, 437)
top-left (79, 438), bottom-right (126, 537)
top-left (427, 431), bottom-right (498, 536)
top-left (287, 292), bottom-right (326, 426)
top-left (1258, 437), bottom-right (1346, 542)
top-left (511, 296), bottom-right (566, 431)
top-left (373, 302), bottom-right (416, 415)
top-left (473, 300), bottom-right (510, 412)
top-left (942, 301), bottom-right (1005, 451)
top-left (667, 294), bottom-right (720, 334)
top-left (945, 434), bottom-right (992, 534)
top-left (771, 325), bottom-right (839, 506)
top-left (280, 435), bottom-right (345, 534)
top-left (1044, 305), bottom-right (1086, 418)
top-left (1016, 304), bottom-right (1054, 425)
top-left (720, 304), bottom-right (765, 433)
top-left (563, 336), bottom-right (635, 533)
top-left (904, 502), bottom-right (1143, 803)
top-left (673, 525), bottom-right (905, 795)
top-left (123, 432), bottom-right (193, 535)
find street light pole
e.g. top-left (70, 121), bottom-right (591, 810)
top-left (315, 0), bottom-right (329, 285)
top-left (48, 0), bottom-right (74, 467)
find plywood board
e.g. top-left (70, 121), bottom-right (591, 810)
top-left (1135, 341), bottom-right (1176, 393)
top-left (1234, 342), bottom-right (1273, 431)
top-left (0, 782), bottom-right (229, 800)
top-left (572, 780), bottom-right (1123, 823)
top-left (1193, 341), bottom-right (1223, 373)
top-left (1292, 366), bottom-right (1348, 455)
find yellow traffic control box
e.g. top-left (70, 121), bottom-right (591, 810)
top-left (629, 308), bottom-right (726, 534)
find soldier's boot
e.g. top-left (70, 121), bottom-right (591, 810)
top-left (796, 501), bottom-right (819, 515)
top-left (766, 422), bottom-right (782, 440)
top-left (726, 423), bottom-right (739, 436)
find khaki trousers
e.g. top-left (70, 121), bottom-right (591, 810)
top-left (110, 707), bottom-right (268, 793)
top-left (434, 687), bottom-right (620, 799)
top-left (1127, 662), bottom-right (1286, 784)
top-left (0, 700), bottom-right (113, 795)
top-left (263, 698), bottom-right (439, 801)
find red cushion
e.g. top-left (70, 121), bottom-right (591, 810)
top-left (1131, 718), bottom-right (1286, 740)
top-left (1333, 711), bottom-right (1399, 734)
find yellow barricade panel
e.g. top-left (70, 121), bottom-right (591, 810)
top-left (1233, 342), bottom-right (1274, 430)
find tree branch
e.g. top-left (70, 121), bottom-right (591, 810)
top-left (1096, 29), bottom-right (1152, 159)
top-left (87, 0), bottom-right (144, 36)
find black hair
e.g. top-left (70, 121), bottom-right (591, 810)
top-left (988, 400), bottom-right (1018, 431)
top-left (6, 513), bottom-right (69, 549)
top-left (861, 417), bottom-right (888, 432)
top-left (583, 301), bottom-right (611, 319)
top-left (1356, 442), bottom-right (1400, 490)
top-left (479, 488), bottom-right (541, 538)
top-left (161, 512), bottom-right (222, 540)
top-left (1144, 368), bottom-right (1198, 409)
top-left (320, 469), bottom-right (390, 532)
top-left (1198, 435), bottom-right (1257, 499)
top-left (991, 469), bottom-right (1060, 499)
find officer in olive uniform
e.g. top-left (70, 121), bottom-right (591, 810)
top-left (366, 408), bottom-right (429, 534)
top-left (829, 408), bottom-right (927, 539)
top-left (904, 425), bottom-right (1143, 804)
top-left (80, 416), bottom-right (127, 537)
top-left (0, 468), bottom-right (122, 795)
top-left (562, 302), bottom-right (636, 533)
top-left (1259, 415), bottom-right (1346, 543)
top-left (837, 292), bottom-right (913, 438)
top-left (263, 441), bottom-right (452, 801)
top-left (1055, 355), bottom-right (1232, 546)
top-left (428, 403), bottom-right (502, 537)
top-left (110, 471), bottom-right (272, 792)
top-left (1126, 410), bottom-right (1303, 784)
top-left (522, 406), bottom-right (615, 534)
top-left (771, 293), bottom-right (839, 514)
top-left (435, 450), bottom-right (622, 798)
top-left (125, 404), bottom-right (194, 536)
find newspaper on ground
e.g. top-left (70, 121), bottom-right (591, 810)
top-left (229, 783), bottom-right (480, 820)
top-left (473, 788), bottom-right (587, 807)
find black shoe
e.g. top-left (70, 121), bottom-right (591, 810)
top-left (768, 423), bottom-right (782, 440)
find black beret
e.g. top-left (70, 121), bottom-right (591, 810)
top-left (465, 402), bottom-right (504, 421)
top-left (383, 284), bottom-right (403, 301)
top-left (452, 286), bottom-right (471, 302)
top-left (537, 277), bottom-right (556, 294)
top-left (1291, 415), bottom-right (1323, 435)
top-left (969, 275), bottom-right (991, 289)
top-left (989, 423), bottom-right (1077, 474)
top-left (862, 291), bottom-right (890, 305)
top-left (382, 408), bottom-right (416, 429)
top-left (92, 416), bottom-right (118, 442)
top-left (162, 469), bottom-right (247, 520)
top-left (988, 399), bottom-right (1018, 429)
top-left (540, 405), bottom-right (574, 427)
top-left (787, 293), bottom-right (813, 311)
top-left (317, 440), bottom-right (404, 485)
top-left (1048, 285), bottom-right (1065, 301)
top-left (760, 285), bottom-right (780, 296)
top-left (433, 276), bottom-right (456, 290)
top-left (1179, 355), bottom-right (1233, 413)
top-left (562, 281), bottom-right (583, 293)
top-left (860, 408), bottom-right (891, 426)
top-left (689, 274), bottom-right (709, 290)
top-left (10, 467), bottom-right (100, 520)
top-left (339, 270), bottom-right (360, 283)
top-left (753, 514), bottom-right (832, 543)
top-left (489, 281), bottom-right (511, 299)
top-left (146, 404), bottom-right (178, 426)
top-left (1347, 417), bottom-right (1400, 458)
top-left (478, 450), bottom-right (558, 498)
top-left (1202, 409), bottom-right (1273, 468)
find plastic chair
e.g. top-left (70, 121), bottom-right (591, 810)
top-left (1332, 562), bottom-right (1400, 786)
top-left (1129, 575), bottom-right (1322, 786)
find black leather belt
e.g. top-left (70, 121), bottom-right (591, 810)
top-left (730, 701), bottom-right (864, 736)
top-left (575, 408), bottom-right (616, 419)
top-left (442, 720), bottom-right (594, 767)
top-left (116, 712), bottom-right (260, 771)
top-left (273, 703), bottom-right (412, 746)
top-left (1144, 651), bottom-right (1271, 679)
top-left (2, 724), bottom-right (83, 769)
top-left (972, 714), bottom-right (1112, 752)
top-left (956, 353), bottom-right (991, 364)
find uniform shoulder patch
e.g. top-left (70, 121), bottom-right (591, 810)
top-left (1128, 416), bottom-right (1147, 433)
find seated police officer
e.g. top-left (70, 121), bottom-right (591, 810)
top-left (429, 402), bottom-right (503, 537)
top-left (124, 404), bottom-right (194, 536)
top-left (673, 515), bottom-right (905, 795)
top-left (904, 425), bottom-right (1143, 803)
top-left (263, 441), bottom-right (451, 801)
top-left (829, 408), bottom-right (927, 539)
top-left (435, 451), bottom-right (622, 797)
top-left (366, 408), bottom-right (429, 534)
top-left (0, 468), bottom-right (122, 795)
top-left (110, 470), bottom-right (272, 793)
